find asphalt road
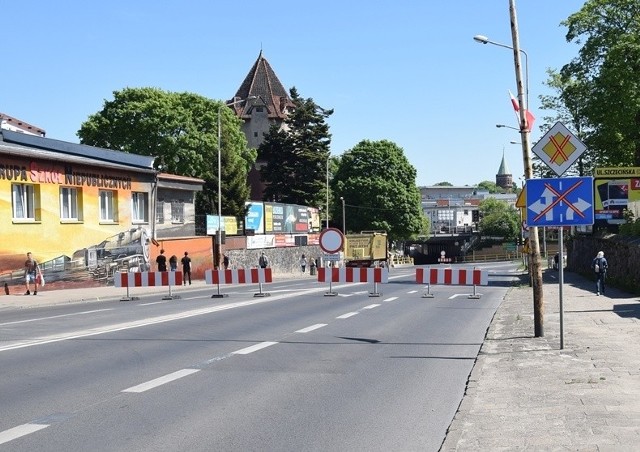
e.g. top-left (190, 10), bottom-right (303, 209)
top-left (0, 263), bottom-right (519, 451)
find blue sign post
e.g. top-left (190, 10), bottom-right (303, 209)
top-left (526, 177), bottom-right (594, 227)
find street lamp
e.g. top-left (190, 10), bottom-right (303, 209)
top-left (474, 34), bottom-right (529, 112)
top-left (340, 196), bottom-right (345, 233)
top-left (326, 158), bottom-right (330, 228)
top-left (216, 96), bottom-right (256, 268)
top-left (496, 124), bottom-right (520, 131)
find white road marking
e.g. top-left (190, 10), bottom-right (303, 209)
top-left (138, 301), bottom-right (166, 306)
top-left (295, 324), bottom-right (327, 333)
top-left (122, 368), bottom-right (200, 393)
top-left (362, 304), bottom-right (380, 309)
top-left (449, 294), bottom-right (478, 299)
top-left (337, 312), bottom-right (358, 319)
top-left (0, 423), bottom-right (49, 445)
top-left (407, 290), bottom-right (418, 294)
top-left (384, 297), bottom-right (398, 302)
top-left (0, 309), bottom-right (113, 326)
top-left (232, 341), bottom-right (278, 355)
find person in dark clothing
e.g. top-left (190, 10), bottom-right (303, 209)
top-left (258, 252), bottom-right (268, 268)
top-left (591, 251), bottom-right (608, 296)
top-left (223, 254), bottom-right (230, 270)
top-left (156, 249), bottom-right (167, 272)
top-left (181, 251), bottom-right (192, 285)
top-left (169, 255), bottom-right (178, 271)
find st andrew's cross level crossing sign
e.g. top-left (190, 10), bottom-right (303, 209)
top-left (526, 176), bottom-right (594, 227)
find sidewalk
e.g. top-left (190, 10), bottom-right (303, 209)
top-left (442, 269), bottom-right (640, 451)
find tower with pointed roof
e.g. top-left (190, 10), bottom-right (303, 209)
top-left (230, 51), bottom-right (295, 200)
top-left (496, 151), bottom-right (513, 191)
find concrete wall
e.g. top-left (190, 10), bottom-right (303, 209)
top-left (567, 234), bottom-right (640, 294)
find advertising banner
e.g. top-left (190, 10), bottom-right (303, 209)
top-left (245, 202), bottom-right (265, 234)
top-left (593, 167), bottom-right (640, 226)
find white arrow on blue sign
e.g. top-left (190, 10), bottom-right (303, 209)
top-left (526, 177), bottom-right (594, 227)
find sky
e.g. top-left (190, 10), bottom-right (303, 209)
top-left (2, 0), bottom-right (587, 187)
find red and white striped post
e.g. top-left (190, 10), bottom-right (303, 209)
top-left (205, 268), bottom-right (273, 298)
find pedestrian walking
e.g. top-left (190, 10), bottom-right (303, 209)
top-left (592, 250), bottom-right (608, 296)
top-left (300, 254), bottom-right (307, 273)
top-left (156, 249), bottom-right (167, 272)
top-left (24, 252), bottom-right (43, 295)
top-left (169, 254), bottom-right (178, 271)
top-left (181, 251), bottom-right (192, 285)
top-left (258, 251), bottom-right (269, 268)
top-left (223, 254), bottom-right (230, 270)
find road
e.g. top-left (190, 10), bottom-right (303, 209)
top-left (0, 263), bottom-right (519, 451)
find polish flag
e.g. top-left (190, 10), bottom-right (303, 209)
top-left (509, 90), bottom-right (535, 132)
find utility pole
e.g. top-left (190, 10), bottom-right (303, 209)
top-left (509, 0), bottom-right (544, 336)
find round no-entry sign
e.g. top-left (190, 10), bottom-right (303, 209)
top-left (319, 228), bottom-right (344, 254)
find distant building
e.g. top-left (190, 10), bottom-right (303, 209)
top-left (496, 151), bottom-right (513, 190)
top-left (229, 51), bottom-right (295, 200)
top-left (0, 112), bottom-right (46, 137)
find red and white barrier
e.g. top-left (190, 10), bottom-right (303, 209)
top-left (205, 268), bottom-right (272, 285)
top-left (317, 267), bottom-right (388, 283)
top-left (114, 271), bottom-right (183, 287)
top-left (415, 267), bottom-right (488, 299)
top-left (114, 271), bottom-right (183, 301)
top-left (317, 267), bottom-right (388, 297)
top-left (416, 267), bottom-right (488, 286)
top-left (205, 268), bottom-right (273, 298)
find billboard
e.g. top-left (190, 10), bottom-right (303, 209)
top-left (593, 167), bottom-right (640, 226)
top-left (245, 202), bottom-right (265, 234)
top-left (264, 203), bottom-right (309, 233)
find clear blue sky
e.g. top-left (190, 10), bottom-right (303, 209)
top-left (2, 0), bottom-right (586, 187)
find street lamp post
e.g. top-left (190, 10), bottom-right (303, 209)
top-left (340, 196), bottom-right (345, 233)
top-left (215, 96), bottom-right (255, 268)
top-left (496, 124), bottom-right (520, 131)
top-left (326, 158), bottom-right (330, 228)
top-left (474, 2), bottom-right (544, 337)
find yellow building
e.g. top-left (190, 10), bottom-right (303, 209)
top-left (0, 129), bottom-right (202, 290)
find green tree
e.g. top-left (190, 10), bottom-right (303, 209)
top-left (331, 139), bottom-right (426, 242)
top-left (77, 87), bottom-right (255, 218)
top-left (478, 198), bottom-right (520, 239)
top-left (434, 181), bottom-right (453, 186)
top-left (477, 180), bottom-right (501, 193)
top-left (260, 87), bottom-right (332, 206)
top-left (560, 0), bottom-right (640, 168)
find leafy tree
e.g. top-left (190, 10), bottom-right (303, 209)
top-left (434, 181), bottom-right (453, 186)
top-left (477, 180), bottom-right (501, 193)
top-left (478, 198), bottom-right (520, 239)
top-left (331, 140), bottom-right (426, 242)
top-left (259, 87), bottom-right (332, 206)
top-left (77, 87), bottom-right (255, 218)
top-left (560, 0), bottom-right (640, 168)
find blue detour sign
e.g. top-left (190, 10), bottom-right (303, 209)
top-left (526, 177), bottom-right (594, 227)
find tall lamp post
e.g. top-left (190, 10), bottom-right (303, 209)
top-left (216, 96), bottom-right (255, 268)
top-left (474, 3), bottom-right (544, 337)
top-left (326, 158), bottom-right (330, 228)
top-left (340, 196), bottom-right (346, 233)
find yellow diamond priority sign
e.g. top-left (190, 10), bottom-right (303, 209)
top-left (532, 121), bottom-right (587, 176)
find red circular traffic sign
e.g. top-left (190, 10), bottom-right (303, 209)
top-left (319, 228), bottom-right (344, 254)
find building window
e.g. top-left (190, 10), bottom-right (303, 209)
top-left (156, 201), bottom-right (165, 224)
top-left (60, 187), bottom-right (81, 220)
top-left (253, 131), bottom-right (258, 137)
top-left (256, 106), bottom-right (263, 112)
top-left (131, 192), bottom-right (149, 223)
top-left (99, 190), bottom-right (117, 222)
top-left (12, 183), bottom-right (38, 220)
top-left (171, 201), bottom-right (184, 223)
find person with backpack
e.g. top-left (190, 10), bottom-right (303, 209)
top-left (258, 252), bottom-right (268, 269)
top-left (592, 251), bottom-right (608, 296)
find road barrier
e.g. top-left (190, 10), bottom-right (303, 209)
top-left (317, 267), bottom-right (388, 297)
top-left (114, 271), bottom-right (183, 301)
top-left (415, 267), bottom-right (488, 299)
top-left (205, 268), bottom-right (272, 298)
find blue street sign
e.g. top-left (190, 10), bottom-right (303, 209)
top-left (526, 177), bottom-right (594, 227)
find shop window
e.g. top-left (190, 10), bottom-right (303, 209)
top-left (60, 187), bottom-right (82, 221)
top-left (131, 192), bottom-right (149, 223)
top-left (156, 201), bottom-right (165, 224)
top-left (12, 183), bottom-right (39, 220)
top-left (99, 190), bottom-right (118, 222)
